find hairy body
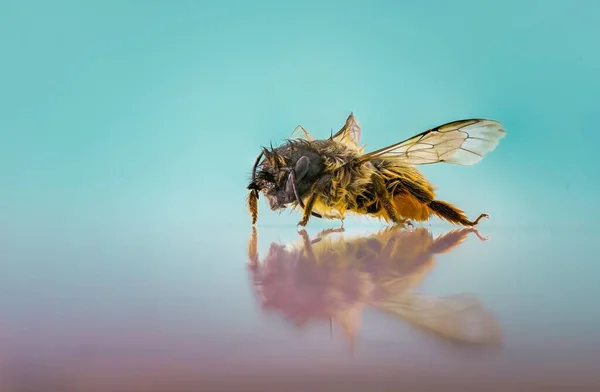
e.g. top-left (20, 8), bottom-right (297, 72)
top-left (247, 113), bottom-right (505, 227)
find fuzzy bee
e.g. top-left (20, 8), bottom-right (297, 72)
top-left (246, 113), bottom-right (506, 227)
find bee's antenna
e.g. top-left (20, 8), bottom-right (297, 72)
top-left (250, 151), bottom-right (264, 183)
top-left (261, 147), bottom-right (271, 162)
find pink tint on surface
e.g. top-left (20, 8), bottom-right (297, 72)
top-left (0, 225), bottom-right (598, 391)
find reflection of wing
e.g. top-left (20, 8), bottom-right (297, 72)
top-left (289, 125), bottom-right (314, 141)
top-left (374, 293), bottom-right (502, 345)
top-left (332, 112), bottom-right (362, 148)
top-left (359, 119), bottom-right (505, 166)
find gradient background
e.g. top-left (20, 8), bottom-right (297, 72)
top-left (1, 1), bottom-right (599, 391)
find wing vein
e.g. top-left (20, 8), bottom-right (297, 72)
top-left (359, 119), bottom-right (505, 166)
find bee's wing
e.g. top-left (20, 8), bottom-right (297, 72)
top-left (374, 293), bottom-right (503, 345)
top-left (289, 125), bottom-right (314, 141)
top-left (359, 119), bottom-right (506, 166)
top-left (332, 112), bottom-right (362, 148)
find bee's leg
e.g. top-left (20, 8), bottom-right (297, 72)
top-left (371, 174), bottom-right (407, 226)
top-left (372, 176), bottom-right (414, 229)
top-left (298, 191), bottom-right (319, 227)
top-left (247, 189), bottom-right (259, 225)
top-left (298, 175), bottom-right (331, 227)
top-left (428, 200), bottom-right (489, 227)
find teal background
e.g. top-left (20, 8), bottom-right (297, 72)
top-left (2, 0), bottom-right (599, 231)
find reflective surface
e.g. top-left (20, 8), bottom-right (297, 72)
top-left (1, 222), bottom-right (598, 391)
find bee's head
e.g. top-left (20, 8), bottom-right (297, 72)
top-left (247, 145), bottom-right (295, 210)
top-left (247, 140), bottom-right (325, 215)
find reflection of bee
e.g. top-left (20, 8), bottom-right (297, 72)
top-left (246, 113), bottom-right (506, 227)
top-left (247, 226), bottom-right (502, 348)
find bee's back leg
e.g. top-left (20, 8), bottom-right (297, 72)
top-left (428, 199), bottom-right (489, 227)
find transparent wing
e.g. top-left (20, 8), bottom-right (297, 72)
top-left (374, 293), bottom-right (503, 345)
top-left (332, 112), bottom-right (362, 148)
top-left (289, 125), bottom-right (314, 141)
top-left (359, 119), bottom-right (506, 166)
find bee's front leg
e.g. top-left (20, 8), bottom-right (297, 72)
top-left (298, 175), bottom-right (331, 227)
top-left (298, 192), bottom-right (318, 227)
top-left (247, 189), bottom-right (259, 225)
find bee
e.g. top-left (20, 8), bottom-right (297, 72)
top-left (246, 113), bottom-right (506, 227)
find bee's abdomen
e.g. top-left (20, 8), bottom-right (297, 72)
top-left (350, 160), bottom-right (437, 222)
